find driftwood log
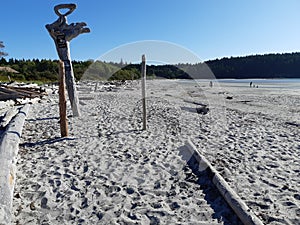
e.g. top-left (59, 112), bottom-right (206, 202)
top-left (0, 86), bottom-right (47, 101)
top-left (185, 140), bottom-right (264, 225)
top-left (0, 104), bottom-right (30, 225)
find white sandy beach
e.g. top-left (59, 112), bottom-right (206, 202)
top-left (11, 79), bottom-right (299, 224)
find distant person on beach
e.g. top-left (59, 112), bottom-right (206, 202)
top-left (250, 82), bottom-right (253, 87)
top-left (209, 81), bottom-right (213, 88)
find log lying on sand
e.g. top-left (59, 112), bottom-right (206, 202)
top-left (0, 104), bottom-right (30, 225)
top-left (185, 140), bottom-right (264, 225)
top-left (0, 85), bottom-right (47, 102)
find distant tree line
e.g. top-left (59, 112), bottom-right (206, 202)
top-left (0, 58), bottom-right (92, 82)
top-left (107, 64), bottom-right (190, 80)
top-left (205, 52), bottom-right (300, 79)
top-left (95, 52), bottom-right (300, 80)
top-left (1, 52), bottom-right (300, 83)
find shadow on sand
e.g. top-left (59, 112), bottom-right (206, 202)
top-left (20, 137), bottom-right (77, 148)
top-left (26, 117), bottom-right (59, 122)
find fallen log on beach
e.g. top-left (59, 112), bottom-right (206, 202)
top-left (0, 85), bottom-right (47, 102)
top-left (185, 140), bottom-right (264, 225)
top-left (0, 104), bottom-right (30, 225)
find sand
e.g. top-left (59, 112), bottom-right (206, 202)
top-left (11, 79), bottom-right (299, 224)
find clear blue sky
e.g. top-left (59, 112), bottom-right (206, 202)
top-left (1, 0), bottom-right (300, 62)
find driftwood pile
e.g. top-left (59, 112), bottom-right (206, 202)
top-left (0, 84), bottom-right (47, 102)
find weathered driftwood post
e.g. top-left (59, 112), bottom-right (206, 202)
top-left (58, 61), bottom-right (68, 137)
top-left (141, 55), bottom-right (147, 130)
top-left (46, 3), bottom-right (90, 117)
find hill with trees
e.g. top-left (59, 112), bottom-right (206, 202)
top-left (0, 52), bottom-right (300, 83)
top-left (206, 52), bottom-right (300, 79)
top-left (106, 52), bottom-right (300, 80)
top-left (0, 58), bottom-right (92, 83)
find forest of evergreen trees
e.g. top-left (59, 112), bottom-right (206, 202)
top-left (0, 52), bottom-right (300, 83)
top-left (206, 52), bottom-right (300, 79)
top-left (0, 58), bottom-right (92, 82)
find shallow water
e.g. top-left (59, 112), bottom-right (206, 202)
top-left (178, 78), bottom-right (300, 90)
top-left (217, 78), bottom-right (300, 89)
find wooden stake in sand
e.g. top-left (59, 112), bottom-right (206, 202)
top-left (46, 3), bottom-right (90, 117)
top-left (141, 55), bottom-right (147, 130)
top-left (58, 61), bottom-right (69, 137)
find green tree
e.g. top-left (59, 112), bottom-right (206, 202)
top-left (0, 41), bottom-right (8, 57)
